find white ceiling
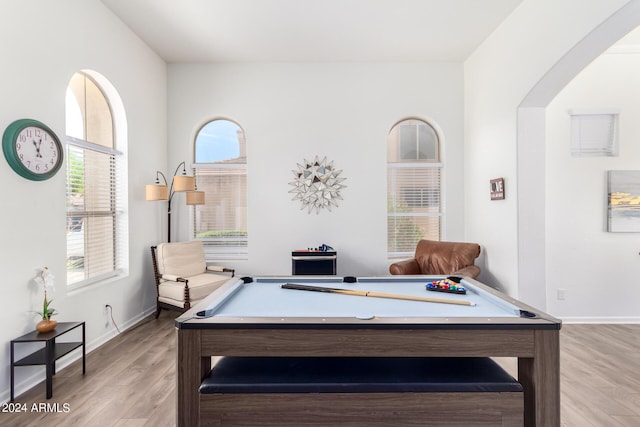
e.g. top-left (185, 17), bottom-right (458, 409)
top-left (100, 0), bottom-right (524, 63)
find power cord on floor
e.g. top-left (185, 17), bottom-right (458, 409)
top-left (105, 304), bottom-right (121, 333)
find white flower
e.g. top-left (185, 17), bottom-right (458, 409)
top-left (33, 267), bottom-right (57, 319)
top-left (34, 267), bottom-right (55, 292)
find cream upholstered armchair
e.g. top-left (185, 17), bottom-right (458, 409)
top-left (150, 241), bottom-right (234, 317)
top-left (389, 239), bottom-right (481, 279)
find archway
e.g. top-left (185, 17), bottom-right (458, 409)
top-left (516, 1), bottom-right (640, 308)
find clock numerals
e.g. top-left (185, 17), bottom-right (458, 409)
top-left (34, 162), bottom-right (49, 172)
top-left (15, 126), bottom-right (61, 174)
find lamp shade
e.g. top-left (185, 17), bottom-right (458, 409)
top-left (173, 175), bottom-right (195, 192)
top-left (186, 190), bottom-right (205, 205)
top-left (146, 184), bottom-right (169, 201)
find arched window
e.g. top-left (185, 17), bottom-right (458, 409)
top-left (193, 119), bottom-right (248, 259)
top-left (65, 71), bottom-right (127, 287)
top-left (387, 118), bottom-right (442, 257)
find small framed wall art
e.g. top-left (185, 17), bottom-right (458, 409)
top-left (607, 170), bottom-right (640, 232)
top-left (490, 178), bottom-right (505, 200)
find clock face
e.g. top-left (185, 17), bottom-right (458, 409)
top-left (3, 119), bottom-right (63, 181)
top-left (16, 126), bottom-right (60, 175)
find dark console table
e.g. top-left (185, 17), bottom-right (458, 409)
top-left (10, 321), bottom-right (85, 401)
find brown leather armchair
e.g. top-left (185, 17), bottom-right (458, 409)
top-left (389, 239), bottom-right (481, 278)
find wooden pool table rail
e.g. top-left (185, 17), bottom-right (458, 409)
top-left (177, 327), bottom-right (559, 426)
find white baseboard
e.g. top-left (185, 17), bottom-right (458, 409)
top-left (3, 306), bottom-right (157, 404)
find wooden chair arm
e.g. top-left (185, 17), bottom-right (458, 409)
top-left (161, 274), bottom-right (188, 282)
top-left (206, 265), bottom-right (235, 276)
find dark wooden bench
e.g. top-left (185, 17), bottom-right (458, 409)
top-left (199, 357), bottom-right (523, 426)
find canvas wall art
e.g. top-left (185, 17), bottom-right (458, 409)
top-left (607, 170), bottom-right (640, 232)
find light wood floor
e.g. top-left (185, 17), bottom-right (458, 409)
top-left (3, 314), bottom-right (640, 427)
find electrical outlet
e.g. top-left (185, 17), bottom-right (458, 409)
top-left (104, 304), bottom-right (111, 315)
top-left (557, 289), bottom-right (566, 301)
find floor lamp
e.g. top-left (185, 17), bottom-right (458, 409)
top-left (145, 161), bottom-right (205, 242)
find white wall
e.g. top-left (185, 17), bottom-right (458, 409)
top-left (464, 0), bottom-right (632, 304)
top-left (168, 62), bottom-right (465, 277)
top-left (4, 0), bottom-right (638, 406)
top-left (545, 48), bottom-right (640, 321)
top-left (0, 0), bottom-right (167, 401)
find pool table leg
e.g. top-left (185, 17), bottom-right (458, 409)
top-left (518, 329), bottom-right (561, 427)
top-left (177, 329), bottom-right (209, 427)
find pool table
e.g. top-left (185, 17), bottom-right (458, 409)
top-left (175, 276), bottom-right (561, 427)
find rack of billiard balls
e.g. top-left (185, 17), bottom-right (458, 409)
top-left (426, 278), bottom-right (467, 295)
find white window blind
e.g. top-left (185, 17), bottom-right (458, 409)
top-left (66, 138), bottom-right (124, 285)
top-left (193, 164), bottom-right (248, 259)
top-left (387, 163), bottom-right (441, 255)
top-left (387, 118), bottom-right (442, 257)
top-left (570, 111), bottom-right (619, 157)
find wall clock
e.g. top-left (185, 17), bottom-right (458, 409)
top-left (2, 119), bottom-right (63, 181)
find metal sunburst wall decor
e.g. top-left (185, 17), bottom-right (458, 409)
top-left (289, 156), bottom-right (347, 214)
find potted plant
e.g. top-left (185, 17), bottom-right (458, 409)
top-left (33, 267), bottom-right (57, 332)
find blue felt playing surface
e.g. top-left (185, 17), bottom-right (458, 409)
top-left (199, 277), bottom-right (522, 319)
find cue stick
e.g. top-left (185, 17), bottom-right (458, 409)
top-left (281, 283), bottom-right (476, 307)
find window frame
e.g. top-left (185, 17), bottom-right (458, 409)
top-left (387, 118), bottom-right (443, 258)
top-left (65, 71), bottom-right (127, 289)
top-left (192, 118), bottom-right (248, 260)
